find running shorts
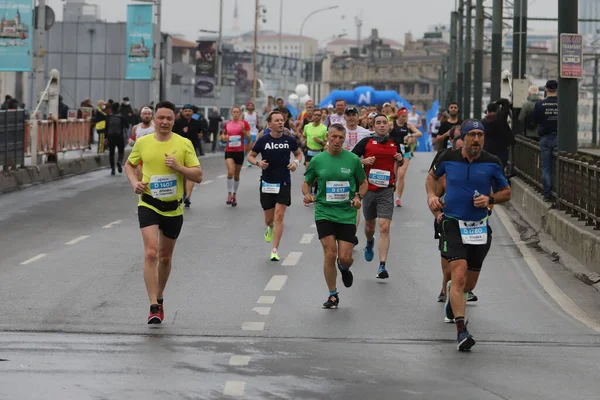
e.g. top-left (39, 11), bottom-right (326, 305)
top-left (315, 220), bottom-right (356, 243)
top-left (438, 217), bottom-right (492, 272)
top-left (225, 151), bottom-right (245, 166)
top-left (138, 206), bottom-right (184, 240)
top-left (362, 187), bottom-right (395, 221)
top-left (259, 180), bottom-right (292, 210)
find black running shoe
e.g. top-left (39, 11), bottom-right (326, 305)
top-left (322, 293), bottom-right (339, 309)
top-left (467, 291), bottom-right (478, 302)
top-left (437, 290), bottom-right (446, 303)
top-left (184, 198), bottom-right (191, 208)
top-left (337, 260), bottom-right (353, 288)
top-left (376, 265), bottom-right (389, 279)
top-left (457, 323), bottom-right (476, 351)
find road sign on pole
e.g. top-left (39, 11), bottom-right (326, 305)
top-left (560, 33), bottom-right (584, 79)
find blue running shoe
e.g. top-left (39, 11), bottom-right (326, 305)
top-left (457, 323), bottom-right (476, 351)
top-left (364, 238), bottom-right (375, 262)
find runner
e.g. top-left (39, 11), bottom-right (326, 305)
top-left (128, 107), bottom-right (155, 146)
top-left (435, 102), bottom-right (462, 150)
top-left (328, 99), bottom-right (347, 127)
top-left (303, 108), bottom-right (327, 167)
top-left (352, 114), bottom-right (403, 279)
top-left (426, 119), bottom-right (511, 351)
top-left (221, 106), bottom-right (251, 207)
top-left (243, 101), bottom-right (261, 167)
top-left (303, 123), bottom-right (368, 309)
top-left (390, 107), bottom-right (422, 207)
top-left (124, 101), bottom-right (203, 324)
top-left (247, 110), bottom-right (303, 261)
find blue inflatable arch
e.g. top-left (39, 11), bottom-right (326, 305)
top-left (318, 86), bottom-right (415, 110)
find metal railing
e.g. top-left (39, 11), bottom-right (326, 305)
top-left (511, 135), bottom-right (600, 230)
top-left (0, 109), bottom-right (26, 170)
top-left (24, 119), bottom-right (91, 157)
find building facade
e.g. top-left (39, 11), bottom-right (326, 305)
top-left (580, 0), bottom-right (600, 41)
top-left (228, 31), bottom-right (318, 59)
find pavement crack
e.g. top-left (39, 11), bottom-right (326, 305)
top-left (172, 310), bottom-right (179, 325)
top-left (461, 376), bottom-right (510, 400)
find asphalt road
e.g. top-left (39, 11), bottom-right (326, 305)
top-left (2, 151), bottom-right (600, 400)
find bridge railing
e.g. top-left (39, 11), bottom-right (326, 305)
top-left (511, 135), bottom-right (600, 231)
top-left (0, 109), bottom-right (26, 170)
top-left (24, 119), bottom-right (91, 158)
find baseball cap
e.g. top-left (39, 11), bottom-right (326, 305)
top-left (344, 106), bottom-right (359, 114)
top-left (545, 80), bottom-right (558, 90)
top-left (182, 104), bottom-right (194, 110)
top-left (367, 112), bottom-right (378, 118)
top-left (460, 119), bottom-right (485, 138)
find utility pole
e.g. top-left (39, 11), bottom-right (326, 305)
top-left (34, 0), bottom-right (47, 113)
top-left (558, 0), bottom-right (579, 153)
top-left (473, 0), bottom-right (484, 118)
top-left (490, 0), bottom-right (503, 101)
top-left (277, 0), bottom-right (283, 98)
top-left (464, 0), bottom-right (473, 118)
top-left (252, 0), bottom-right (259, 102)
top-left (593, 57), bottom-right (598, 147)
top-left (457, 1), bottom-right (465, 116)
top-left (511, 0), bottom-right (527, 135)
top-left (217, 0), bottom-right (224, 95)
top-left (449, 11), bottom-right (459, 103)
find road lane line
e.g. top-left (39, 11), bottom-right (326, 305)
top-left (65, 235), bottom-right (90, 245)
top-left (300, 233), bottom-right (315, 244)
top-left (495, 206), bottom-right (600, 333)
top-left (102, 220), bottom-right (122, 229)
top-left (20, 253), bottom-right (47, 265)
top-left (252, 307), bottom-right (271, 316)
top-left (218, 174), bottom-right (227, 179)
top-left (264, 275), bottom-right (287, 291)
top-left (241, 322), bottom-right (265, 331)
top-left (257, 296), bottom-right (275, 304)
top-left (223, 380), bottom-right (246, 397)
top-left (282, 252), bottom-right (302, 266)
top-left (200, 180), bottom-right (213, 185)
top-left (310, 223), bottom-right (316, 228)
top-left (229, 355), bottom-right (251, 366)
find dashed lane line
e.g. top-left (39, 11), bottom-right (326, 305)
top-left (300, 233), bottom-right (315, 244)
top-left (241, 322), bottom-right (265, 331)
top-left (102, 220), bottom-right (122, 229)
top-left (281, 252), bottom-right (302, 266)
top-left (223, 380), bottom-right (246, 397)
top-left (264, 275), bottom-right (287, 291)
top-left (200, 180), bottom-right (213, 185)
top-left (229, 355), bottom-right (251, 366)
top-left (257, 296), bottom-right (275, 304)
top-left (310, 223), bottom-right (316, 228)
top-left (252, 307), bottom-right (271, 316)
top-left (20, 253), bottom-right (47, 265)
top-left (218, 174), bottom-right (227, 179)
top-left (65, 235), bottom-right (90, 245)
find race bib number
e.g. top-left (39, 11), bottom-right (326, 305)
top-left (150, 174), bottom-right (177, 199)
top-left (400, 144), bottom-right (406, 153)
top-left (459, 219), bottom-right (488, 245)
top-left (326, 181), bottom-right (350, 202)
top-left (261, 181), bottom-right (281, 194)
top-left (229, 135), bottom-right (242, 147)
top-left (307, 150), bottom-right (321, 157)
top-left (368, 168), bottom-right (391, 187)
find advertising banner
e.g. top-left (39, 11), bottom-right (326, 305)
top-left (0, 0), bottom-right (33, 72)
top-left (195, 41), bottom-right (217, 98)
top-left (126, 4), bottom-right (153, 80)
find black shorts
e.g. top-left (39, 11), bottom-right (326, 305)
top-left (225, 151), bottom-right (245, 166)
top-left (434, 219), bottom-right (441, 239)
top-left (316, 220), bottom-right (356, 243)
top-left (138, 206), bottom-right (184, 240)
top-left (439, 217), bottom-right (492, 272)
top-left (259, 180), bottom-right (292, 210)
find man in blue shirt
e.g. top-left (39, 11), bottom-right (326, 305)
top-left (426, 119), bottom-right (512, 351)
top-left (533, 80), bottom-right (558, 202)
top-left (247, 110), bottom-right (303, 262)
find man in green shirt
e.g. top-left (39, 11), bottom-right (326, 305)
top-left (302, 109), bottom-right (327, 166)
top-left (303, 123), bottom-right (368, 309)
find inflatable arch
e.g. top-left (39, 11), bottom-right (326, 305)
top-left (318, 86), bottom-right (414, 110)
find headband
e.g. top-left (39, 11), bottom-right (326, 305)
top-left (460, 120), bottom-right (484, 138)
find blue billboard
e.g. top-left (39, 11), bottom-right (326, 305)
top-left (0, 0), bottom-right (33, 72)
top-left (126, 4), bottom-right (153, 80)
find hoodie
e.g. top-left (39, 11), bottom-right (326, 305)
top-left (518, 94), bottom-right (541, 139)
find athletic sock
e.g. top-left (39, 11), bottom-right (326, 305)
top-left (329, 289), bottom-right (338, 296)
top-left (227, 177), bottom-right (234, 192)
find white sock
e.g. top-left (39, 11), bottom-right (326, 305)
top-left (227, 178), bottom-right (233, 193)
top-left (233, 179), bottom-right (240, 194)
top-left (272, 248), bottom-right (278, 253)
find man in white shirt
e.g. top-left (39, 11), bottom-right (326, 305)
top-left (328, 99), bottom-right (347, 127)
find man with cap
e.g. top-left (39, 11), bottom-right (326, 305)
top-left (343, 106), bottom-right (372, 152)
top-left (533, 80), bottom-right (558, 202)
top-left (173, 104), bottom-right (204, 207)
top-left (426, 119), bottom-right (511, 351)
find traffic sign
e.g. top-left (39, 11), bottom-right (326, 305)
top-left (560, 33), bottom-right (584, 79)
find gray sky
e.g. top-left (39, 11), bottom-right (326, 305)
top-left (47, 0), bottom-right (559, 43)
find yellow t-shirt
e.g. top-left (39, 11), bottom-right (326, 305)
top-left (128, 133), bottom-right (200, 217)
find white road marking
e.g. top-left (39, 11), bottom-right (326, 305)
top-left (200, 180), bottom-right (213, 185)
top-left (282, 252), bottom-right (302, 266)
top-left (264, 275), bottom-right (287, 291)
top-left (65, 235), bottom-right (89, 245)
top-left (20, 253), bottom-right (47, 265)
top-left (241, 322), bottom-right (265, 331)
top-left (229, 355), bottom-right (251, 366)
top-left (218, 174), bottom-right (227, 179)
top-left (300, 233), bottom-right (315, 244)
top-left (257, 296), bottom-right (275, 304)
top-left (102, 220), bottom-right (122, 229)
top-left (252, 307), bottom-right (271, 316)
top-left (495, 206), bottom-right (600, 333)
top-left (223, 380), bottom-right (246, 397)
top-left (310, 223), bottom-right (316, 228)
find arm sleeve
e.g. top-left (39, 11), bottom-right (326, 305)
top-left (243, 121), bottom-right (251, 131)
top-left (432, 152), bottom-right (449, 178)
top-left (127, 140), bottom-right (141, 166)
top-left (290, 136), bottom-right (299, 152)
top-left (184, 140), bottom-right (201, 168)
top-left (304, 159), bottom-right (317, 183)
top-left (251, 137), bottom-right (263, 154)
top-left (492, 163), bottom-right (509, 190)
top-left (351, 137), bottom-right (369, 157)
top-left (533, 102), bottom-right (542, 124)
top-left (354, 155), bottom-right (367, 182)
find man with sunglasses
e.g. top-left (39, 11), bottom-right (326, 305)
top-left (426, 119), bottom-right (511, 351)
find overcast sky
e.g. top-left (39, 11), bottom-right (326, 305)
top-left (46, 0), bottom-right (560, 43)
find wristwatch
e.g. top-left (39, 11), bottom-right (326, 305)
top-left (356, 193), bottom-right (364, 200)
top-left (489, 195), bottom-right (495, 205)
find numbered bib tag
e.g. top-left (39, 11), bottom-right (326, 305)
top-left (150, 174), bottom-right (177, 199)
top-left (307, 150), bottom-right (321, 157)
top-left (447, 140), bottom-right (453, 149)
top-left (326, 181), bottom-right (350, 202)
top-left (459, 219), bottom-right (488, 245)
top-left (261, 181), bottom-right (281, 194)
top-left (368, 168), bottom-right (391, 187)
top-left (229, 135), bottom-right (242, 147)
top-left (400, 144), bottom-right (406, 153)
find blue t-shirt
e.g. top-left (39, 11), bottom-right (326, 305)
top-left (252, 133), bottom-right (299, 184)
top-left (433, 149), bottom-right (508, 221)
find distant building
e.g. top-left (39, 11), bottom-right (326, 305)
top-left (580, 0), bottom-right (600, 42)
top-left (62, 0), bottom-right (100, 23)
top-left (326, 36), bottom-right (402, 57)
top-left (226, 30), bottom-right (318, 59)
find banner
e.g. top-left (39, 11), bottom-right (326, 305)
top-left (0, 0), bottom-right (33, 72)
top-left (126, 4), bottom-right (153, 80)
top-left (195, 41), bottom-right (217, 98)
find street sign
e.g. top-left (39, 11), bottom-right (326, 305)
top-left (33, 6), bottom-right (56, 31)
top-left (560, 33), bottom-right (584, 79)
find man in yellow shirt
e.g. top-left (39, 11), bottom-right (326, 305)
top-left (125, 101), bottom-right (203, 324)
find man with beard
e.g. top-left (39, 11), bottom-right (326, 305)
top-left (129, 107), bottom-right (155, 179)
top-left (435, 103), bottom-right (462, 151)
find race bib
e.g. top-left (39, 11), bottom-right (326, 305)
top-left (307, 150), bottom-right (321, 157)
top-left (150, 174), bottom-right (177, 199)
top-left (459, 219), bottom-right (488, 245)
top-left (447, 140), bottom-right (453, 149)
top-left (229, 135), bottom-right (242, 147)
top-left (326, 181), bottom-right (350, 202)
top-left (261, 181), bottom-right (281, 194)
top-left (400, 144), bottom-right (406, 153)
top-left (368, 168), bottom-right (391, 188)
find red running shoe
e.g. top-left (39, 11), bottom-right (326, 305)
top-left (148, 304), bottom-right (162, 324)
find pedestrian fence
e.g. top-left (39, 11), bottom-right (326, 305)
top-left (0, 110), bottom-right (26, 170)
top-left (24, 119), bottom-right (91, 158)
top-left (511, 135), bottom-right (600, 231)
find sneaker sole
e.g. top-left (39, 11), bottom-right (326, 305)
top-left (458, 336), bottom-right (476, 351)
top-left (467, 296), bottom-right (478, 302)
top-left (322, 304), bottom-right (338, 309)
top-left (148, 316), bottom-right (162, 324)
top-left (376, 270), bottom-right (389, 279)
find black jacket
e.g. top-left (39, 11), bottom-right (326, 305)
top-left (173, 118), bottom-right (202, 149)
top-left (482, 99), bottom-right (515, 154)
top-left (533, 96), bottom-right (558, 137)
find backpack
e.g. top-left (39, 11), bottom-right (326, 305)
top-left (107, 115), bottom-right (123, 136)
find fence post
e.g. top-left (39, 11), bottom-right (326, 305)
top-left (2, 111), bottom-right (7, 171)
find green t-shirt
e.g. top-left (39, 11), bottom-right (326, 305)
top-left (304, 150), bottom-right (366, 225)
top-left (303, 123), bottom-right (327, 151)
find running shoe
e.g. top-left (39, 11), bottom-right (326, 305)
top-left (395, 198), bottom-right (402, 207)
top-left (457, 323), bottom-right (476, 351)
top-left (337, 260), bottom-right (353, 288)
top-left (376, 265), bottom-right (389, 279)
top-left (158, 300), bottom-right (164, 321)
top-left (444, 280), bottom-right (454, 323)
top-left (364, 238), bottom-right (375, 262)
top-left (322, 293), bottom-right (339, 309)
top-left (270, 249), bottom-right (280, 262)
top-left (437, 290), bottom-right (446, 303)
top-left (467, 291), bottom-right (478, 302)
top-left (226, 194), bottom-right (232, 205)
top-left (265, 226), bottom-right (274, 243)
top-left (184, 198), bottom-right (191, 208)
top-left (148, 304), bottom-right (162, 324)
top-left (231, 196), bottom-right (238, 207)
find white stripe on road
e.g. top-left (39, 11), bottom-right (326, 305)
top-left (252, 307), bottom-right (271, 316)
top-left (241, 322), bottom-right (265, 331)
top-left (200, 180), bottom-right (213, 185)
top-left (310, 223), bottom-right (316, 228)
top-left (102, 220), bottom-right (122, 229)
top-left (229, 355), bottom-right (251, 366)
top-left (257, 296), bottom-right (275, 304)
top-left (223, 380), bottom-right (246, 397)
top-left (218, 174), bottom-right (227, 179)
top-left (20, 253), bottom-right (47, 265)
top-left (264, 275), bottom-right (287, 291)
top-left (65, 235), bottom-right (90, 245)
top-left (300, 233), bottom-right (315, 244)
top-left (282, 252), bottom-right (302, 266)
top-left (495, 206), bottom-right (600, 333)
